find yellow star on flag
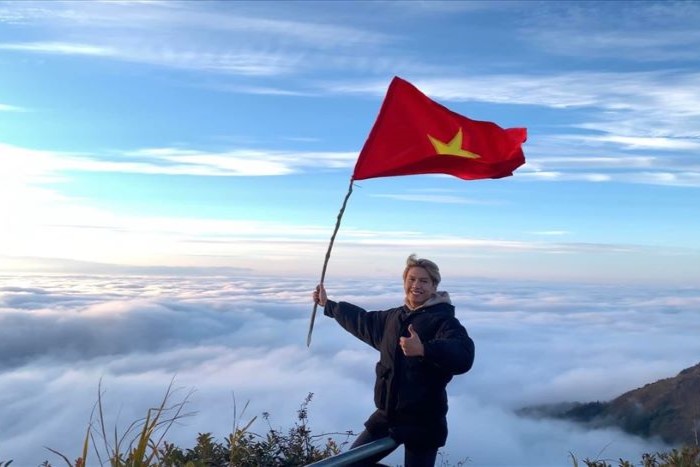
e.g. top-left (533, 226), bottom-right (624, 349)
top-left (428, 128), bottom-right (480, 159)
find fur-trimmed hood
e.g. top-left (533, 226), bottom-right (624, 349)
top-left (404, 290), bottom-right (452, 312)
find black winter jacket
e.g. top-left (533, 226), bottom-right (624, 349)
top-left (324, 292), bottom-right (475, 448)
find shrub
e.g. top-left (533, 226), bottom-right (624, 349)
top-left (158, 392), bottom-right (353, 466)
top-left (38, 384), bottom-right (352, 467)
top-left (569, 444), bottom-right (700, 467)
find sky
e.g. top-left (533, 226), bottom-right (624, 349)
top-left (0, 0), bottom-right (699, 284)
top-left (1, 1), bottom-right (700, 465)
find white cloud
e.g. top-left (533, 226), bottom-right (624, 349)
top-left (518, 171), bottom-right (612, 183)
top-left (0, 103), bottom-right (27, 112)
top-left (519, 1), bottom-right (700, 62)
top-left (0, 41), bottom-right (115, 56)
top-left (1, 273), bottom-right (696, 466)
top-left (371, 193), bottom-right (490, 205)
top-left (329, 71), bottom-right (700, 162)
top-left (566, 135), bottom-right (700, 151)
top-left (4, 1), bottom-right (700, 143)
top-left (516, 133), bottom-right (700, 186)
top-left (0, 39), bottom-right (299, 76)
top-left (0, 143), bottom-right (357, 179)
top-left (528, 231), bottom-right (570, 237)
top-left (519, 169), bottom-right (700, 188)
top-left (331, 71), bottom-right (700, 117)
top-left (2, 139), bottom-right (699, 283)
top-left (124, 147), bottom-right (358, 174)
top-left (0, 1), bottom-right (394, 76)
top-left (415, 72), bottom-right (700, 123)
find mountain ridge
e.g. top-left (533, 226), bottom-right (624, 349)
top-left (518, 362), bottom-right (700, 445)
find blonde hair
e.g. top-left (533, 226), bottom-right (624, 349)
top-left (403, 253), bottom-right (441, 286)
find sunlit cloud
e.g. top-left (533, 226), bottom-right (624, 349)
top-left (0, 213), bottom-right (657, 275)
top-left (3, 138), bottom-right (699, 278)
top-left (1, 0), bottom-right (699, 296)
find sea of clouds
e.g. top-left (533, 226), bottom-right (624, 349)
top-left (1, 273), bottom-right (699, 466)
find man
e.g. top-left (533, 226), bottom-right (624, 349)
top-left (312, 254), bottom-right (475, 467)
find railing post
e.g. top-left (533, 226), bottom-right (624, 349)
top-left (305, 436), bottom-right (398, 466)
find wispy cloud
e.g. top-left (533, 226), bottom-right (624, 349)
top-left (331, 71), bottom-right (699, 111)
top-left (0, 143), bottom-right (356, 179)
top-left (519, 134), bottom-right (700, 187)
top-left (528, 230), bottom-right (571, 236)
top-left (0, 40), bottom-right (301, 76)
top-left (413, 72), bottom-right (700, 122)
top-left (519, 170), bottom-right (700, 188)
top-left (0, 41), bottom-right (115, 56)
top-left (122, 147), bottom-right (357, 175)
top-left (0, 1), bottom-right (391, 47)
top-left (524, 155), bottom-right (657, 170)
top-left (0, 103), bottom-right (28, 112)
top-left (6, 0), bottom-right (699, 125)
top-left (572, 135), bottom-right (700, 151)
top-left (211, 84), bottom-right (312, 96)
top-left (371, 193), bottom-right (492, 205)
top-left (530, 28), bottom-right (700, 62)
top-left (329, 71), bottom-right (700, 158)
top-left (519, 1), bottom-right (700, 62)
top-left (0, 1), bottom-right (395, 77)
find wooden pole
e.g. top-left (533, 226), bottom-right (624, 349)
top-left (307, 177), bottom-right (354, 347)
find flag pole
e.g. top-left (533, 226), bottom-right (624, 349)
top-left (307, 176), bottom-right (354, 347)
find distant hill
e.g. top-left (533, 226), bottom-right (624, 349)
top-left (518, 362), bottom-right (700, 445)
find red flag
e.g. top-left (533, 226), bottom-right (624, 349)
top-left (353, 76), bottom-right (527, 181)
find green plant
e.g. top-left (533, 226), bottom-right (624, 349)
top-left (436, 451), bottom-right (470, 466)
top-left (159, 392), bottom-right (353, 466)
top-left (46, 377), bottom-right (194, 467)
top-left (658, 445), bottom-right (700, 466)
top-left (45, 422), bottom-right (90, 467)
top-left (570, 445), bottom-right (700, 467)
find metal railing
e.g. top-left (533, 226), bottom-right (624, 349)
top-left (304, 436), bottom-right (398, 466)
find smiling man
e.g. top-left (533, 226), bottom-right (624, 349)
top-left (313, 254), bottom-right (475, 467)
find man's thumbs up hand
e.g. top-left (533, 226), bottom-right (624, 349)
top-left (399, 324), bottom-right (424, 357)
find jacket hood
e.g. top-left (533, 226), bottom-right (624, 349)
top-left (405, 290), bottom-right (452, 313)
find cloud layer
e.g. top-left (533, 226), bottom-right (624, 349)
top-left (1, 273), bottom-right (698, 465)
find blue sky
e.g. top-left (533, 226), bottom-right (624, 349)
top-left (1, 0), bottom-right (700, 285)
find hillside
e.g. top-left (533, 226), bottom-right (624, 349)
top-left (518, 362), bottom-right (700, 445)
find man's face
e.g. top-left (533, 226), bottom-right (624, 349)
top-left (404, 266), bottom-right (436, 308)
